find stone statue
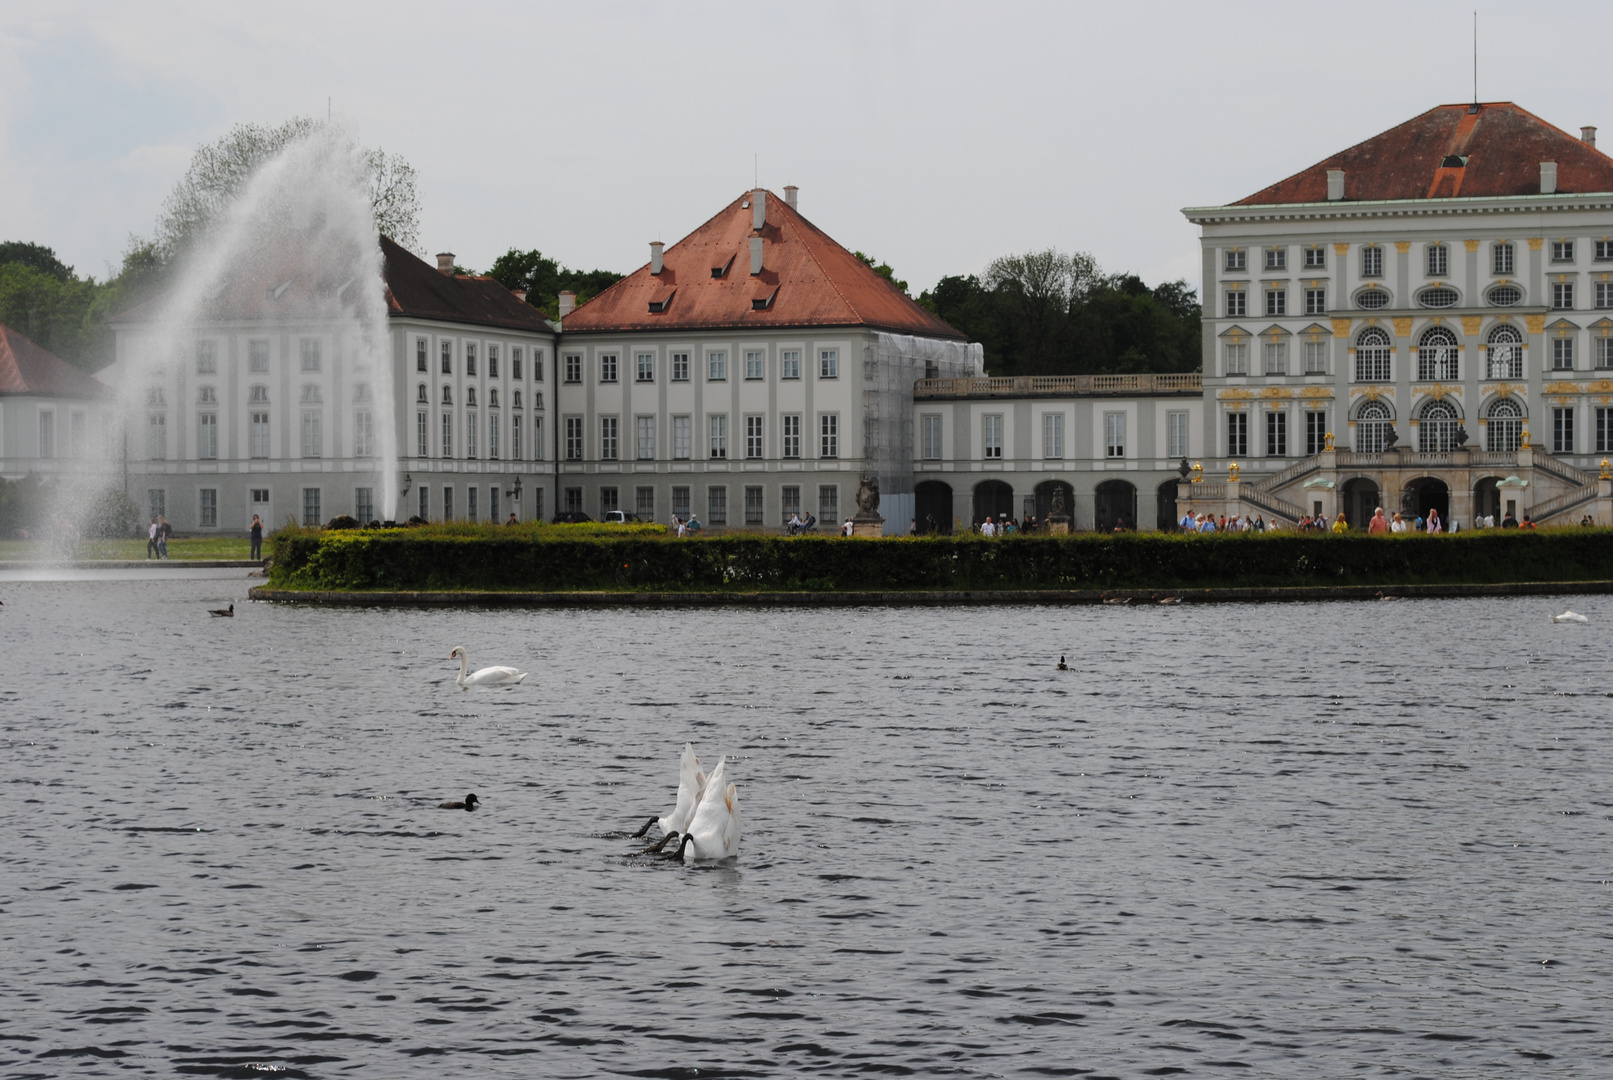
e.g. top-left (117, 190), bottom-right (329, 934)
top-left (1454, 425), bottom-right (1470, 447)
top-left (1177, 457), bottom-right (1191, 479)
top-left (1050, 485), bottom-right (1068, 519)
top-left (855, 473), bottom-right (881, 516)
top-left (1382, 426), bottom-right (1399, 449)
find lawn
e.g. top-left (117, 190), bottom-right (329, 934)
top-left (0, 537), bottom-right (256, 561)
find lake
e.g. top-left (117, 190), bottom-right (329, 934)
top-left (2, 571), bottom-right (1610, 1077)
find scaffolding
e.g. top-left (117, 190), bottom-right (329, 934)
top-left (863, 332), bottom-right (983, 531)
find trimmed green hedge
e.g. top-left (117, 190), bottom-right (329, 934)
top-left (267, 527), bottom-right (1613, 593)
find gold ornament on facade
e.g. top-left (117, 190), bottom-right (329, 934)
top-left (1520, 426), bottom-right (1530, 448)
top-left (1461, 315), bottom-right (1481, 335)
top-left (1259, 386), bottom-right (1292, 399)
top-left (1228, 461), bottom-right (1240, 482)
top-left (1483, 383), bottom-right (1518, 399)
top-left (1324, 431), bottom-right (1335, 450)
top-left (1544, 381), bottom-right (1581, 395)
top-left (1601, 458), bottom-right (1612, 481)
top-left (1526, 315), bottom-right (1546, 334)
top-left (1218, 388), bottom-right (1255, 400)
top-left (1191, 461), bottom-right (1203, 483)
top-left (1464, 239), bottom-right (1480, 252)
top-left (1528, 238), bottom-right (1544, 251)
top-left (1588, 379), bottom-right (1613, 395)
top-left (1333, 243), bottom-right (1350, 255)
top-left (1393, 317), bottom-right (1413, 337)
top-left (1300, 385), bottom-right (1333, 398)
top-left (1330, 318), bottom-right (1351, 338)
top-left (1395, 241), bottom-right (1411, 254)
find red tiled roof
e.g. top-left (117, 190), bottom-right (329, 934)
top-left (561, 191), bottom-right (966, 339)
top-left (1236, 103), bottom-right (1613, 205)
top-left (0, 324), bottom-right (110, 398)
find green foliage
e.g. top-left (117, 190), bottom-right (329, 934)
top-left (0, 477), bottom-right (139, 540)
top-left (853, 252), bottom-right (908, 294)
top-left (918, 248), bottom-right (1201, 377)
top-left (267, 529), bottom-right (1613, 594)
top-left (483, 248), bottom-right (623, 319)
top-left (0, 261), bottom-right (119, 369)
top-left (0, 241), bottom-right (74, 281)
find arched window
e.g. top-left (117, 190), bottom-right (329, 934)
top-left (467, 387), bottom-right (477, 407)
top-left (1417, 326), bottom-right (1459, 381)
top-left (1419, 398), bottom-right (1460, 452)
top-left (299, 384), bottom-right (322, 404)
top-left (513, 390), bottom-right (523, 409)
top-left (1487, 324), bottom-right (1523, 379)
top-left (417, 383), bottom-right (428, 403)
top-left (1488, 285), bottom-right (1523, 307)
top-left (354, 383), bottom-right (372, 403)
top-left (249, 385), bottom-right (268, 404)
top-left (198, 386), bottom-right (217, 404)
top-left (1355, 327), bottom-right (1392, 381)
top-left (1417, 286), bottom-right (1460, 308)
top-left (489, 388), bottom-right (499, 408)
top-left (441, 385), bottom-right (453, 405)
top-left (1356, 400), bottom-right (1394, 452)
top-left (1486, 396), bottom-right (1523, 452)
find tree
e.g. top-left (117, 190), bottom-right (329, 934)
top-left (0, 241), bottom-right (73, 281)
top-left (853, 251), bottom-right (908, 294)
top-left (153, 118), bottom-right (421, 260)
top-left (484, 248), bottom-right (623, 318)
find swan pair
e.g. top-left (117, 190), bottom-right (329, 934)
top-left (634, 742), bottom-right (742, 861)
top-left (448, 646), bottom-right (527, 689)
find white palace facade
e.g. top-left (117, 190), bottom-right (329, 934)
top-left (90, 101), bottom-right (1613, 534)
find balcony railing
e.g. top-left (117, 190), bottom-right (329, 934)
top-left (914, 373), bottom-right (1202, 398)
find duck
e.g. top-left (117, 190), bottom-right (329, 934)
top-left (438, 793), bottom-right (479, 811)
top-left (208, 603), bottom-right (234, 617)
top-left (670, 757), bottom-right (741, 862)
top-left (1158, 596), bottom-right (1182, 606)
top-left (633, 743), bottom-right (706, 839)
top-left (1550, 611), bottom-right (1589, 624)
top-left (1102, 596), bottom-right (1130, 606)
top-left (1056, 655), bottom-right (1068, 671)
top-left (449, 646), bottom-right (527, 689)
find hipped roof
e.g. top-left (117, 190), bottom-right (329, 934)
top-left (0, 324), bottom-right (110, 398)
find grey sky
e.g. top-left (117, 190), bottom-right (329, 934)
top-left (3, 2), bottom-right (1609, 298)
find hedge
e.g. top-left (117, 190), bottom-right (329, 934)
top-left (267, 527), bottom-right (1613, 593)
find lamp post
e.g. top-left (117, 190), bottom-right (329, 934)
top-left (505, 475), bottom-right (522, 521)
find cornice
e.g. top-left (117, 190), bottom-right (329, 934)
top-left (1183, 192), bottom-right (1613, 226)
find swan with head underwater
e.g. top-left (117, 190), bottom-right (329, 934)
top-left (448, 646), bottom-right (527, 689)
top-left (633, 742), bottom-right (706, 841)
top-left (669, 756), bottom-right (742, 862)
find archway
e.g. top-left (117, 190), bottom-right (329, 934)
top-left (915, 480), bottom-right (954, 534)
top-left (1341, 477), bottom-right (1380, 531)
top-left (1033, 480), bottom-right (1074, 525)
top-left (1473, 476), bottom-right (1510, 525)
top-left (1095, 479), bottom-right (1137, 532)
top-left (1403, 477), bottom-right (1450, 524)
top-left (973, 480), bottom-right (1014, 525)
top-left (1156, 479), bottom-right (1179, 531)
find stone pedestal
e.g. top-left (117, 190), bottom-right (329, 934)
top-left (1047, 519), bottom-right (1069, 535)
top-left (850, 516), bottom-right (884, 538)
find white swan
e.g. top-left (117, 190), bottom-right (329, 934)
top-left (633, 743), bottom-right (707, 839)
top-left (674, 756), bottom-right (742, 862)
top-left (1550, 611), bottom-right (1589, 624)
top-left (448, 646), bottom-right (527, 689)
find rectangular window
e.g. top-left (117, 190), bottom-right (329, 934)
top-left (419, 485), bottom-right (429, 520)
top-left (1427, 244), bottom-right (1449, 277)
top-left (354, 410), bottom-right (373, 457)
top-left (601, 488), bottom-right (621, 519)
top-left (599, 353), bottom-right (618, 382)
top-left (781, 485), bottom-right (801, 523)
top-left (744, 485), bottom-right (764, 525)
top-left (1225, 289), bottom-right (1246, 317)
top-left (1597, 407), bottom-right (1613, 453)
top-left (147, 412), bottom-right (167, 459)
top-left (1553, 240), bottom-right (1575, 263)
top-left (301, 410), bottom-right (322, 457)
top-left (251, 412), bottom-right (269, 458)
top-left (250, 339), bottom-right (270, 373)
top-left (148, 489), bottom-right (166, 521)
top-left (1306, 410), bottom-right (1328, 456)
top-left (564, 487), bottom-right (583, 514)
top-left (533, 415), bottom-right (544, 460)
top-left (1356, 339), bottom-right (1392, 382)
top-left (636, 353), bottom-right (654, 382)
top-left (197, 488), bottom-right (217, 527)
top-left (1599, 338), bottom-right (1613, 369)
top-left (745, 350), bottom-right (765, 379)
top-left (819, 349), bottom-right (839, 378)
top-left (1265, 287), bottom-right (1286, 317)
top-left (1554, 282), bottom-right (1575, 310)
top-left (564, 417), bottom-right (583, 461)
top-left (356, 488), bottom-right (374, 524)
top-left (1224, 342), bottom-right (1249, 375)
top-left (1303, 245), bottom-right (1326, 269)
top-left (781, 350), bottom-right (801, 379)
top-left (1597, 282), bottom-right (1613, 309)
top-left (415, 411), bottom-right (427, 457)
top-left (1263, 339), bottom-right (1288, 375)
top-left (36, 410), bottom-right (54, 458)
top-left (671, 352), bottom-right (690, 381)
top-left (1494, 242), bottom-right (1515, 276)
top-left (1225, 249), bottom-right (1246, 271)
top-left (441, 340), bottom-right (453, 375)
top-left (466, 343), bottom-right (477, 377)
top-left (443, 486), bottom-right (454, 520)
top-left (1227, 412), bottom-right (1248, 457)
top-left (921, 414), bottom-right (942, 459)
top-left (1305, 287), bottom-right (1326, 315)
top-left (488, 346), bottom-right (499, 379)
top-left (1554, 337), bottom-right (1575, 370)
top-left (300, 338), bottom-right (321, 372)
top-left (512, 413), bottom-right (522, 460)
top-left (467, 485), bottom-right (478, 523)
top-left (744, 415), bottom-right (763, 459)
top-left (196, 339), bottom-right (217, 374)
top-left (707, 485), bottom-right (727, 525)
top-left (1265, 410), bottom-right (1288, 457)
top-left (416, 339), bottom-right (427, 372)
top-left (707, 351), bottom-right (727, 380)
top-left (198, 413), bottom-right (217, 459)
top-left (1105, 413), bottom-right (1125, 458)
top-left (490, 486), bottom-right (499, 522)
top-left (707, 415), bottom-right (728, 458)
top-left (1362, 246), bottom-right (1383, 277)
top-left (532, 351), bottom-right (544, 381)
top-left (302, 487), bottom-right (321, 526)
top-left (1304, 339), bottom-right (1328, 374)
top-left (820, 413), bottom-right (839, 458)
top-left (488, 410), bottom-right (500, 459)
top-left (1042, 413), bottom-right (1064, 459)
top-left (1597, 241), bottom-right (1613, 262)
top-left (659, 414), bottom-right (686, 460)
top-left (635, 486), bottom-right (655, 519)
top-left (982, 414), bottom-right (1003, 459)
top-left (672, 485), bottom-right (691, 519)
top-left (1554, 407), bottom-right (1575, 454)
top-left (466, 410), bottom-right (477, 459)
top-left (819, 484), bottom-right (838, 523)
top-left (564, 354), bottom-right (582, 383)
top-left (1264, 246), bottom-right (1286, 270)
top-left (782, 414), bottom-right (802, 459)
top-left (600, 416), bottom-right (618, 461)
top-left (1168, 411), bottom-right (1188, 458)
top-left (441, 412), bottom-right (454, 458)
top-left (636, 416), bottom-right (655, 460)
top-left (513, 349), bottom-right (523, 381)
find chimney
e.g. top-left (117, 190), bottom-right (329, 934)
top-left (752, 189), bottom-right (767, 231)
top-left (1583, 126), bottom-right (1598, 148)
top-left (650, 241), bottom-right (664, 275)
top-left (1326, 169), bottom-right (1345, 201)
top-left (784, 185), bottom-right (798, 210)
top-left (750, 236), bottom-right (763, 276)
top-left (436, 252), bottom-right (455, 275)
top-left (558, 290), bottom-right (575, 318)
top-left (1541, 161), bottom-right (1558, 195)
top-left (511, 287), bottom-right (527, 303)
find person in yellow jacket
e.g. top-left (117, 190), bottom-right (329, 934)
top-left (1331, 513), bottom-right (1349, 533)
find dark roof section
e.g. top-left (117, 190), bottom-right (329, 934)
top-left (561, 190), bottom-right (966, 339)
top-left (0, 324), bottom-right (110, 398)
top-left (1236, 103), bottom-right (1613, 205)
top-left (380, 236), bottom-right (552, 333)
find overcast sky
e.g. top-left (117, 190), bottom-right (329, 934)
top-left (4, 2), bottom-right (1611, 297)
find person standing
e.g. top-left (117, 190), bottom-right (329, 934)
top-left (249, 514), bottom-right (264, 560)
top-left (156, 516), bottom-right (171, 559)
top-left (506, 512), bottom-right (519, 526)
top-left (1367, 507), bottom-right (1389, 534)
top-left (1426, 508), bottom-right (1442, 534)
top-left (147, 517), bottom-right (158, 559)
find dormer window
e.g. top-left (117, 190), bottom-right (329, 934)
top-left (442, 385), bottom-right (453, 405)
top-left (711, 254), bottom-right (735, 279)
